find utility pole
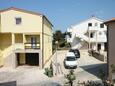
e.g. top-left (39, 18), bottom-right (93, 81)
top-left (96, 31), bottom-right (98, 51)
top-left (88, 27), bottom-right (90, 50)
top-left (55, 41), bottom-right (58, 75)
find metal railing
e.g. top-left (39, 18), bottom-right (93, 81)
top-left (24, 42), bottom-right (40, 49)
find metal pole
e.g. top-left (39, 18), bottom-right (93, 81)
top-left (96, 31), bottom-right (98, 51)
top-left (56, 44), bottom-right (57, 75)
top-left (88, 27), bottom-right (90, 50)
top-left (55, 41), bottom-right (58, 75)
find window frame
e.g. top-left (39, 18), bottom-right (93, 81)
top-left (100, 24), bottom-right (104, 28)
top-left (88, 23), bottom-right (92, 27)
top-left (95, 23), bottom-right (98, 26)
top-left (15, 17), bottom-right (22, 25)
top-left (31, 37), bottom-right (37, 48)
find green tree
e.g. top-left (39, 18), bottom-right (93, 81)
top-left (53, 30), bottom-right (71, 51)
top-left (53, 30), bottom-right (66, 48)
top-left (53, 30), bottom-right (63, 42)
top-left (98, 69), bottom-right (106, 81)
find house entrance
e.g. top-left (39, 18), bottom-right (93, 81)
top-left (97, 44), bottom-right (101, 51)
top-left (104, 43), bottom-right (107, 51)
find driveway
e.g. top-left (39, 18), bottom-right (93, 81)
top-left (0, 66), bottom-right (61, 86)
top-left (0, 50), bottom-right (107, 86)
top-left (51, 50), bottom-right (107, 85)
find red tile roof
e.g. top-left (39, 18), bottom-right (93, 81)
top-left (104, 18), bottom-right (115, 24)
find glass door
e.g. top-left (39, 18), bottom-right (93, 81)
top-left (31, 37), bottom-right (37, 48)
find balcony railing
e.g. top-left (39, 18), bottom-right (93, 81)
top-left (25, 42), bottom-right (40, 49)
top-left (89, 27), bottom-right (107, 31)
top-left (90, 38), bottom-right (107, 43)
top-left (88, 27), bottom-right (98, 31)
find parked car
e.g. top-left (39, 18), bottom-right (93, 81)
top-left (69, 49), bottom-right (80, 58)
top-left (64, 52), bottom-right (77, 69)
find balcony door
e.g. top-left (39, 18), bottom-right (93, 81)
top-left (31, 37), bottom-right (37, 48)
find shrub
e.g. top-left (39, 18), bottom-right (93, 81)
top-left (44, 67), bottom-right (53, 77)
top-left (65, 70), bottom-right (76, 86)
top-left (111, 64), bottom-right (115, 73)
top-left (98, 69), bottom-right (106, 81)
top-left (59, 42), bottom-right (65, 48)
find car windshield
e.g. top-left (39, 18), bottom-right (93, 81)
top-left (66, 57), bottom-right (76, 61)
top-left (74, 52), bottom-right (78, 54)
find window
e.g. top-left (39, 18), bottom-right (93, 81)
top-left (90, 33), bottom-right (94, 38)
top-left (31, 37), bottom-right (37, 48)
top-left (95, 23), bottom-right (98, 26)
top-left (15, 17), bottom-right (22, 25)
top-left (31, 37), bottom-right (37, 44)
top-left (99, 32), bottom-right (102, 35)
top-left (88, 23), bottom-right (92, 27)
top-left (66, 57), bottom-right (76, 61)
top-left (100, 24), bottom-right (104, 28)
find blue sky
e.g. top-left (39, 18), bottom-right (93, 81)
top-left (0, 0), bottom-right (115, 32)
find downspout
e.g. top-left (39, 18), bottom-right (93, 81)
top-left (42, 16), bottom-right (44, 68)
top-left (107, 25), bottom-right (110, 80)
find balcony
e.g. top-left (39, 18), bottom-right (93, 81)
top-left (90, 38), bottom-right (107, 43)
top-left (88, 27), bottom-right (99, 31)
top-left (88, 27), bottom-right (107, 32)
top-left (25, 42), bottom-right (40, 49)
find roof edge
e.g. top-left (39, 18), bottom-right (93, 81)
top-left (104, 18), bottom-right (115, 24)
top-left (0, 7), bottom-right (43, 16)
top-left (0, 7), bottom-right (53, 27)
top-left (70, 16), bottom-right (104, 28)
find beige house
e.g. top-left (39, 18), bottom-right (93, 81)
top-left (0, 7), bottom-right (53, 68)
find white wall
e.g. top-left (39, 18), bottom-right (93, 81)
top-left (67, 17), bottom-right (107, 49)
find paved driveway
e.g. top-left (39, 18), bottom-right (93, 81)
top-left (0, 66), bottom-right (61, 86)
top-left (0, 50), bottom-right (107, 86)
top-left (51, 50), bottom-right (107, 85)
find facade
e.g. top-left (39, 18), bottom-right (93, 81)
top-left (67, 17), bottom-right (107, 52)
top-left (0, 7), bottom-right (53, 68)
top-left (104, 18), bottom-right (115, 80)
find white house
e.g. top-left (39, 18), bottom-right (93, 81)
top-left (67, 17), bottom-right (107, 52)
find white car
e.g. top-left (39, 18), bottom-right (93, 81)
top-left (64, 52), bottom-right (77, 69)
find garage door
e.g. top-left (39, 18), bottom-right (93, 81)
top-left (26, 53), bottom-right (39, 66)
